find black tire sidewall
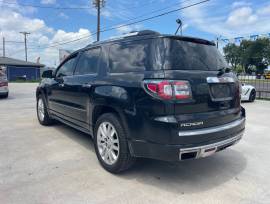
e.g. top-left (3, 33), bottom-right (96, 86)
top-left (37, 94), bottom-right (52, 125)
top-left (249, 90), bottom-right (256, 102)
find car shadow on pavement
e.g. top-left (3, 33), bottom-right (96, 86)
top-left (120, 150), bottom-right (247, 194)
top-left (52, 123), bottom-right (95, 153)
top-left (52, 123), bottom-right (247, 194)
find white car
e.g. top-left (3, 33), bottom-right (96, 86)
top-left (241, 83), bottom-right (256, 102)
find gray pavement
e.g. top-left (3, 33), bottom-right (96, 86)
top-left (0, 83), bottom-right (270, 204)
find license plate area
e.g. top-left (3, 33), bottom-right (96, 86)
top-left (206, 77), bottom-right (236, 102)
top-left (209, 83), bottom-right (233, 101)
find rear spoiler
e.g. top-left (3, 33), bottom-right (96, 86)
top-left (165, 35), bottom-right (216, 46)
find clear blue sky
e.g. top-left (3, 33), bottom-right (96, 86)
top-left (0, 0), bottom-right (270, 65)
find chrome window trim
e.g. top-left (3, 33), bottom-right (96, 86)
top-left (207, 76), bottom-right (236, 83)
top-left (179, 118), bottom-right (245, 136)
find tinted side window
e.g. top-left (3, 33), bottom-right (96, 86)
top-left (75, 48), bottom-right (101, 75)
top-left (109, 40), bottom-right (151, 73)
top-left (56, 56), bottom-right (77, 78)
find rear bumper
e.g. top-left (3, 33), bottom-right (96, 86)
top-left (129, 117), bottom-right (245, 162)
top-left (179, 131), bottom-right (243, 160)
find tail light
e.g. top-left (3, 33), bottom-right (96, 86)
top-left (143, 80), bottom-right (192, 100)
top-left (0, 81), bottom-right (8, 87)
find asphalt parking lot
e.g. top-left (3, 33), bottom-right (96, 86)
top-left (1, 83), bottom-right (270, 204)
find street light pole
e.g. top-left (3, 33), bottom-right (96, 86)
top-left (175, 19), bottom-right (183, 36)
top-left (20, 32), bottom-right (30, 61)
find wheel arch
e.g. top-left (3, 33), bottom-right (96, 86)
top-left (91, 105), bottom-right (130, 138)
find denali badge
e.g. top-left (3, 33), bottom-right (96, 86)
top-left (180, 121), bottom-right (204, 127)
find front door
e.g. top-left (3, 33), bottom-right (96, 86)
top-left (48, 54), bottom-right (83, 125)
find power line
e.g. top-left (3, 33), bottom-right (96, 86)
top-left (8, 0), bottom-right (197, 50)
top-left (0, 0), bottom-right (92, 10)
top-left (106, 0), bottom-right (156, 11)
top-left (0, 0), bottom-right (176, 11)
top-left (38, 0), bottom-right (195, 48)
top-left (26, 0), bottom-right (210, 50)
top-left (106, 0), bottom-right (194, 23)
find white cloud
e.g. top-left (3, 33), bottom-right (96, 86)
top-left (41, 0), bottom-right (56, 5)
top-left (231, 1), bottom-right (251, 8)
top-left (258, 4), bottom-right (270, 16)
top-left (180, 0), bottom-right (270, 38)
top-left (116, 24), bottom-right (143, 34)
top-left (226, 7), bottom-right (257, 27)
top-left (0, 6), bottom-right (92, 67)
top-left (58, 12), bottom-right (69, 19)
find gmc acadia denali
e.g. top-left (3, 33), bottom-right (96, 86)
top-left (36, 30), bottom-right (245, 173)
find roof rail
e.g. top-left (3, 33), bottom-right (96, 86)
top-left (86, 30), bottom-right (160, 47)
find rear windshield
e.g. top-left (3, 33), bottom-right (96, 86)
top-left (162, 38), bottom-right (228, 71)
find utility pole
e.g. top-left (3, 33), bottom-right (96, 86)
top-left (2, 37), bottom-right (5, 57)
top-left (93, 0), bottom-right (105, 41)
top-left (20, 31), bottom-right (30, 61)
top-left (216, 35), bottom-right (222, 49)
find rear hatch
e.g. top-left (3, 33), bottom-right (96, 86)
top-left (160, 37), bottom-right (242, 130)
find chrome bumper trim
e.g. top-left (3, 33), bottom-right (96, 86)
top-left (179, 131), bottom-right (244, 160)
top-left (179, 118), bottom-right (245, 137)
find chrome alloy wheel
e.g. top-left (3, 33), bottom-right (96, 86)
top-left (37, 98), bottom-right (45, 122)
top-left (97, 122), bottom-right (120, 165)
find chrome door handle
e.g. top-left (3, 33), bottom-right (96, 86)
top-left (82, 83), bottom-right (92, 88)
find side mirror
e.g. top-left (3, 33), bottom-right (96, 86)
top-left (42, 70), bottom-right (54, 78)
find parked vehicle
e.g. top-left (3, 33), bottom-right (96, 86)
top-left (241, 83), bottom-right (256, 102)
top-left (263, 71), bottom-right (270, 79)
top-left (36, 30), bottom-right (246, 173)
top-left (0, 66), bottom-right (9, 98)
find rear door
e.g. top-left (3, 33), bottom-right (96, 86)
top-left (67, 47), bottom-right (102, 127)
top-left (161, 38), bottom-right (241, 129)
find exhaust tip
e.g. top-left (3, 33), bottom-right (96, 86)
top-left (180, 151), bottom-right (198, 160)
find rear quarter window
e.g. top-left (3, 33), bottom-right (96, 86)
top-left (109, 40), bottom-right (153, 73)
top-left (75, 47), bottom-right (101, 75)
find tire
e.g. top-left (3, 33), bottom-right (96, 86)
top-left (1, 92), bottom-right (8, 98)
top-left (37, 94), bottom-right (54, 126)
top-left (94, 113), bottom-right (135, 173)
top-left (249, 89), bottom-right (256, 102)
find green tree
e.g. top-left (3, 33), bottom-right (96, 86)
top-left (223, 38), bottom-right (270, 74)
top-left (223, 43), bottom-right (241, 70)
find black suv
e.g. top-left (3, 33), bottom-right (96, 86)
top-left (37, 30), bottom-right (245, 173)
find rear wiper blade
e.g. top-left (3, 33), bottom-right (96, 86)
top-left (217, 67), bottom-right (232, 76)
top-left (218, 67), bottom-right (231, 72)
